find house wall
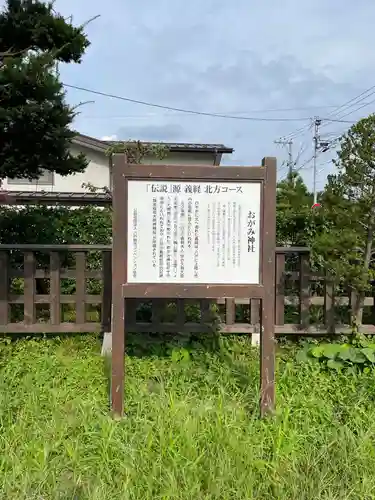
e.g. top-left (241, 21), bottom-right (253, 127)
top-left (3, 145), bottom-right (219, 193)
top-left (2, 145), bottom-right (109, 193)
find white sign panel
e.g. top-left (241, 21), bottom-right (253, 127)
top-left (127, 180), bottom-right (261, 284)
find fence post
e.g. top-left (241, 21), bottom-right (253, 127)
top-left (151, 298), bottom-right (164, 332)
top-left (349, 288), bottom-right (357, 325)
top-left (24, 252), bottom-right (36, 325)
top-left (299, 252), bottom-right (310, 329)
top-left (101, 250), bottom-right (113, 356)
top-left (275, 252), bottom-right (285, 326)
top-left (176, 299), bottom-right (186, 331)
top-left (50, 252), bottom-right (61, 325)
top-left (200, 299), bottom-right (212, 329)
top-left (75, 252), bottom-right (86, 326)
top-left (225, 298), bottom-right (235, 330)
top-left (251, 299), bottom-right (260, 345)
top-left (101, 251), bottom-right (112, 331)
top-left (0, 252), bottom-right (9, 325)
top-left (324, 276), bottom-right (335, 334)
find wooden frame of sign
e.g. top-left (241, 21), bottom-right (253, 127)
top-left (111, 154), bottom-right (277, 418)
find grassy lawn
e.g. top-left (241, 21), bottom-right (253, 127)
top-left (1, 334), bottom-right (375, 499)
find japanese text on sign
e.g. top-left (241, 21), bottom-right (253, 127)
top-left (146, 183), bottom-right (244, 194)
top-left (127, 180), bottom-right (261, 284)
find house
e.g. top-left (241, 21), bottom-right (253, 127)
top-left (2, 133), bottom-right (233, 193)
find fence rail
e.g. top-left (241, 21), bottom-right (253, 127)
top-left (0, 244), bottom-right (374, 335)
top-left (0, 245), bottom-right (111, 334)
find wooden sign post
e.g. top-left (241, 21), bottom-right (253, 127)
top-left (111, 155), bottom-right (277, 417)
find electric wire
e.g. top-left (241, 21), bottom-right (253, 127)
top-left (63, 83), bottom-right (362, 124)
top-left (285, 85), bottom-right (375, 141)
top-left (325, 84), bottom-right (375, 119)
top-left (334, 96), bottom-right (375, 121)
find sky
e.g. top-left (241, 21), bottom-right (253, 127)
top-left (23, 1), bottom-right (375, 188)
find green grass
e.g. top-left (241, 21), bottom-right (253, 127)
top-left (1, 335), bottom-right (375, 499)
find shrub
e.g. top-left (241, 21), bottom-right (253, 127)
top-left (297, 334), bottom-right (375, 373)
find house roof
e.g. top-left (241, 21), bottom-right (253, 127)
top-left (0, 190), bottom-right (111, 206)
top-left (72, 133), bottom-right (233, 154)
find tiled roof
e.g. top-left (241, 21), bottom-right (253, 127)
top-left (73, 134), bottom-right (233, 154)
top-left (0, 191), bottom-right (111, 206)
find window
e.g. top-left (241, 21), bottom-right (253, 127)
top-left (7, 169), bottom-right (54, 186)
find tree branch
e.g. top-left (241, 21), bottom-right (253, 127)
top-left (81, 15), bottom-right (101, 28)
top-left (0, 46), bottom-right (32, 59)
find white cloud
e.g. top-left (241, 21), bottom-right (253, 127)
top-left (58, 0), bottom-right (375, 187)
top-left (100, 135), bottom-right (117, 141)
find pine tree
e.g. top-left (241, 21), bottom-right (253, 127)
top-left (315, 114), bottom-right (375, 323)
top-left (0, 0), bottom-right (90, 180)
top-left (276, 171), bottom-right (314, 246)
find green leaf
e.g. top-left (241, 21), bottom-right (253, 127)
top-left (296, 348), bottom-right (310, 363)
top-left (350, 351), bottom-right (367, 363)
top-left (337, 346), bottom-right (357, 361)
top-left (170, 349), bottom-right (181, 362)
top-left (347, 366), bottom-right (358, 376)
top-left (310, 345), bottom-right (325, 358)
top-left (346, 365), bottom-right (358, 375)
top-left (361, 348), bottom-right (375, 363)
top-left (327, 359), bottom-right (344, 372)
top-left (171, 348), bottom-right (190, 364)
top-left (320, 343), bottom-right (342, 359)
top-left (180, 348), bottom-right (191, 363)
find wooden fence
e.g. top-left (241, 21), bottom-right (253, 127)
top-left (0, 244), bottom-right (112, 334)
top-left (1, 244), bottom-right (375, 335)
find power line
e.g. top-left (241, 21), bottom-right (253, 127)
top-left (285, 85), bottom-right (375, 141)
top-left (312, 118), bottom-right (341, 202)
top-left (312, 118), bottom-right (321, 205)
top-left (279, 141), bottom-right (334, 182)
top-left (69, 104), bottom-right (362, 119)
top-left (296, 155), bottom-right (315, 173)
top-left (317, 159), bottom-right (334, 167)
top-left (278, 145), bottom-right (311, 179)
top-left (319, 97), bottom-right (375, 134)
top-left (283, 115), bottom-right (352, 144)
top-left (279, 160), bottom-right (311, 180)
top-left (318, 85), bottom-right (375, 135)
top-left (321, 129), bottom-right (345, 137)
top-left (76, 109), bottom-right (340, 119)
top-left (322, 117), bottom-right (356, 124)
top-left (278, 86), bottom-right (375, 185)
top-left (284, 120), bottom-right (313, 141)
top-left (64, 83), bottom-right (308, 122)
top-left (63, 83), bottom-right (359, 124)
top-left (295, 142), bottom-right (307, 166)
top-left (274, 138), bottom-right (294, 175)
top-left (225, 104), bottom-right (340, 113)
top-left (325, 84), bottom-right (375, 120)
top-left (77, 112), bottom-right (324, 120)
top-left (334, 96), bottom-right (375, 121)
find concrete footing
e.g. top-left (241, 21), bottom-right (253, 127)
top-left (101, 331), bottom-right (112, 356)
top-left (251, 333), bottom-right (260, 346)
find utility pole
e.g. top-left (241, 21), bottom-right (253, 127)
top-left (274, 138), bottom-right (294, 175)
top-left (312, 118), bottom-right (321, 205)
